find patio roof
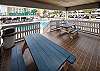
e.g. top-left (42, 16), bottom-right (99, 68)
top-left (0, 0), bottom-right (100, 10)
top-left (67, 2), bottom-right (100, 11)
top-left (32, 0), bottom-right (100, 7)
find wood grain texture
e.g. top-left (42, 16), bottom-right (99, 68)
top-left (43, 31), bottom-right (100, 71)
top-left (0, 31), bottom-right (100, 71)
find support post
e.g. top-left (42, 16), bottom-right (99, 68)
top-left (99, 24), bottom-right (100, 37)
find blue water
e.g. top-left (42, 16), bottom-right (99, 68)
top-left (16, 20), bottom-right (49, 33)
top-left (40, 21), bottom-right (49, 29)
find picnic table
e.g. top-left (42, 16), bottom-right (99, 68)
top-left (23, 33), bottom-right (76, 71)
top-left (60, 22), bottom-right (80, 39)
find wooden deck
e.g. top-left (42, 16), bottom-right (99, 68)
top-left (0, 31), bottom-right (100, 71)
top-left (43, 31), bottom-right (100, 71)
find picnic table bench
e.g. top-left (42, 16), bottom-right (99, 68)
top-left (22, 33), bottom-right (76, 71)
top-left (10, 45), bottom-right (27, 71)
top-left (60, 24), bottom-right (80, 39)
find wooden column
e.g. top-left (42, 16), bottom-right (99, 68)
top-left (99, 24), bottom-right (100, 37)
top-left (66, 11), bottom-right (68, 20)
top-left (0, 28), bottom-right (3, 47)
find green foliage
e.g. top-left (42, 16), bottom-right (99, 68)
top-left (31, 9), bottom-right (37, 15)
top-left (83, 9), bottom-right (95, 13)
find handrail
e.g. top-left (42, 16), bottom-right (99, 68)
top-left (1, 19), bottom-right (100, 44)
top-left (67, 19), bottom-right (100, 23)
top-left (44, 20), bottom-right (100, 36)
top-left (1, 22), bottom-right (40, 42)
top-left (68, 20), bottom-right (100, 36)
top-left (67, 20), bottom-right (100, 36)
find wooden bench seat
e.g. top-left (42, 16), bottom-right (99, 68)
top-left (70, 28), bottom-right (80, 34)
top-left (10, 45), bottom-right (27, 71)
top-left (23, 33), bottom-right (76, 71)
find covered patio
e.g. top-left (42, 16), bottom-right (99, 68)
top-left (0, 0), bottom-right (100, 71)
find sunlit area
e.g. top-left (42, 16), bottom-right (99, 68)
top-left (67, 8), bottom-right (100, 20)
top-left (0, 0), bottom-right (100, 71)
top-left (0, 5), bottom-right (66, 33)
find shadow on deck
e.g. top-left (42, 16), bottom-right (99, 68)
top-left (43, 31), bottom-right (100, 71)
top-left (0, 31), bottom-right (100, 71)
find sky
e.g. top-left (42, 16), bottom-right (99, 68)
top-left (0, 5), bottom-right (7, 13)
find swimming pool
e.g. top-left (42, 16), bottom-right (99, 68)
top-left (15, 20), bottom-right (50, 33)
top-left (33, 19), bottom-right (50, 33)
top-left (40, 20), bottom-right (49, 33)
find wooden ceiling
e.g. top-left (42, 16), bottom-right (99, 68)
top-left (0, 0), bottom-right (100, 10)
top-left (32, 0), bottom-right (100, 7)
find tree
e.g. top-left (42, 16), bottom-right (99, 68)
top-left (43, 9), bottom-right (48, 18)
top-left (31, 9), bottom-right (37, 15)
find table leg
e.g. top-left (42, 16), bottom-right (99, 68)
top-left (22, 41), bottom-right (28, 54)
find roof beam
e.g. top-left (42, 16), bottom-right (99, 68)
top-left (66, 2), bottom-right (100, 11)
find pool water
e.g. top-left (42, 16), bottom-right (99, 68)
top-left (16, 20), bottom-right (50, 33)
top-left (40, 20), bottom-right (50, 33)
top-left (40, 21), bottom-right (49, 28)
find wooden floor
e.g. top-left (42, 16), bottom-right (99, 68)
top-left (0, 31), bottom-right (100, 71)
top-left (43, 31), bottom-right (100, 71)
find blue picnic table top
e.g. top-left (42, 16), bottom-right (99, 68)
top-left (24, 33), bottom-right (76, 71)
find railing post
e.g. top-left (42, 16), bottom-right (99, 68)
top-left (99, 23), bottom-right (100, 37)
top-left (0, 28), bottom-right (3, 47)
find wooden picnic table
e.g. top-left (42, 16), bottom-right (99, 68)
top-left (60, 22), bottom-right (80, 39)
top-left (23, 33), bottom-right (76, 71)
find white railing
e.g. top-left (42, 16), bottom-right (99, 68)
top-left (43, 20), bottom-right (100, 36)
top-left (1, 19), bottom-right (99, 44)
top-left (1, 22), bottom-right (40, 42)
top-left (68, 20), bottom-right (100, 36)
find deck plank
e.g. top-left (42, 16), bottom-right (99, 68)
top-left (43, 32), bottom-right (100, 71)
top-left (96, 41), bottom-right (100, 71)
top-left (1, 31), bottom-right (100, 71)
